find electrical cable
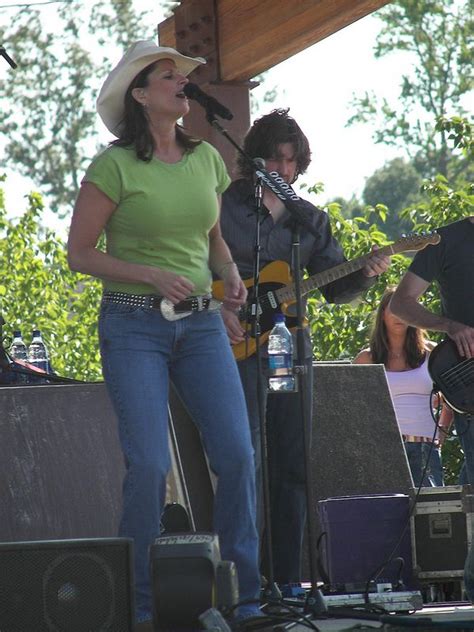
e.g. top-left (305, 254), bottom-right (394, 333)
top-left (224, 596), bottom-right (322, 631)
top-left (263, 599), bottom-right (322, 630)
top-left (234, 613), bottom-right (320, 632)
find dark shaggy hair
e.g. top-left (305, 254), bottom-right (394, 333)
top-left (237, 108), bottom-right (311, 182)
top-left (369, 287), bottom-right (426, 368)
top-left (111, 61), bottom-right (201, 161)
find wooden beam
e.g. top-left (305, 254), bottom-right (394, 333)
top-left (158, 0), bottom-right (390, 82)
top-left (218, 0), bottom-right (390, 81)
top-left (157, 15), bottom-right (176, 48)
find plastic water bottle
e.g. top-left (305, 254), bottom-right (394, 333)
top-left (268, 314), bottom-right (295, 392)
top-left (28, 329), bottom-right (50, 373)
top-left (9, 330), bottom-right (28, 362)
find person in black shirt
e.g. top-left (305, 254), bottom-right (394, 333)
top-left (391, 218), bottom-right (474, 473)
top-left (220, 108), bottom-right (390, 585)
top-left (390, 216), bottom-right (474, 601)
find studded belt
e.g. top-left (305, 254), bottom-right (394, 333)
top-left (102, 291), bottom-right (221, 321)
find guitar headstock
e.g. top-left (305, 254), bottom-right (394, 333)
top-left (391, 232), bottom-right (441, 254)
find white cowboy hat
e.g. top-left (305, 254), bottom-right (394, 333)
top-left (97, 40), bottom-right (206, 136)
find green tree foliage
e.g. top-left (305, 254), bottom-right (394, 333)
top-left (0, 1), bottom-right (155, 215)
top-left (160, 1), bottom-right (180, 16)
top-left (347, 0), bottom-right (473, 181)
top-left (0, 178), bottom-right (102, 381)
top-left (363, 158), bottom-right (421, 216)
top-left (325, 194), bottom-right (364, 220)
top-left (329, 158), bottom-right (423, 240)
top-left (250, 73), bottom-right (279, 115)
top-left (362, 157), bottom-right (422, 239)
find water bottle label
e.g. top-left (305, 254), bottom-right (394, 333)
top-left (268, 354), bottom-right (292, 371)
top-left (30, 360), bottom-right (49, 373)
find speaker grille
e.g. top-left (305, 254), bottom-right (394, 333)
top-left (0, 538), bottom-right (133, 632)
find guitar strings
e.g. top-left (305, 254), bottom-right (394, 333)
top-left (442, 358), bottom-right (474, 389)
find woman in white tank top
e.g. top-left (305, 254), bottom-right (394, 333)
top-left (353, 287), bottom-right (453, 487)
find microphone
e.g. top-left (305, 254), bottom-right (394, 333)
top-left (253, 157), bottom-right (266, 169)
top-left (183, 83), bottom-right (233, 120)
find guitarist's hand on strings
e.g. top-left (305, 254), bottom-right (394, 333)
top-left (447, 321), bottom-right (474, 359)
top-left (362, 245), bottom-right (391, 277)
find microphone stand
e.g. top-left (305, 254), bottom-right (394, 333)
top-left (203, 105), bottom-right (326, 616)
top-left (248, 166), bottom-right (283, 602)
top-left (0, 46), bottom-right (17, 69)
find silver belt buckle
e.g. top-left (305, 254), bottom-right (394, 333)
top-left (159, 298), bottom-right (191, 321)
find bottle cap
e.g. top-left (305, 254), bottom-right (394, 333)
top-left (273, 313), bottom-right (285, 323)
top-left (13, 330), bottom-right (22, 337)
top-left (32, 329), bottom-right (41, 337)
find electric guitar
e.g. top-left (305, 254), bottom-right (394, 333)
top-left (212, 233), bottom-right (440, 361)
top-left (428, 339), bottom-right (474, 415)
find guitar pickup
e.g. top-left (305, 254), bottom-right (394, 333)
top-left (267, 292), bottom-right (277, 309)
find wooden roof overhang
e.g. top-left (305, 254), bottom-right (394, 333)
top-left (158, 0), bottom-right (391, 84)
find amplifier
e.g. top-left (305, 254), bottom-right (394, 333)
top-left (318, 494), bottom-right (414, 590)
top-left (411, 485), bottom-right (474, 580)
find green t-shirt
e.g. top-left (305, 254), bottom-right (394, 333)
top-left (84, 141), bottom-right (231, 295)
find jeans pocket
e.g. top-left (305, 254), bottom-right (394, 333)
top-left (100, 302), bottom-right (144, 319)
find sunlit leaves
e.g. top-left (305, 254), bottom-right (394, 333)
top-left (0, 0), bottom-right (155, 216)
top-left (347, 0), bottom-right (472, 182)
top-left (0, 183), bottom-right (102, 381)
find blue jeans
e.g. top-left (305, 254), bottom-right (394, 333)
top-left (238, 354), bottom-right (313, 584)
top-left (99, 303), bottom-right (260, 622)
top-left (404, 442), bottom-right (444, 487)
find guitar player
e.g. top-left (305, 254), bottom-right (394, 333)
top-left (390, 216), bottom-right (474, 602)
top-left (219, 108), bottom-right (390, 587)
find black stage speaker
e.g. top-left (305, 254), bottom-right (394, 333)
top-left (311, 362), bottom-right (413, 498)
top-left (150, 533), bottom-right (239, 630)
top-left (0, 537), bottom-right (134, 632)
top-left (0, 384), bottom-right (125, 542)
top-left (303, 362), bottom-right (414, 580)
top-left (0, 383), bottom-right (214, 543)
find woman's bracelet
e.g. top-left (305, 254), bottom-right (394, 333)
top-left (218, 260), bottom-right (237, 277)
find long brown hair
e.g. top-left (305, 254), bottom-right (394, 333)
top-left (112, 61), bottom-right (201, 161)
top-left (369, 287), bottom-right (426, 368)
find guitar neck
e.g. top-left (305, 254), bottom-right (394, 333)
top-left (276, 243), bottom-right (396, 303)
